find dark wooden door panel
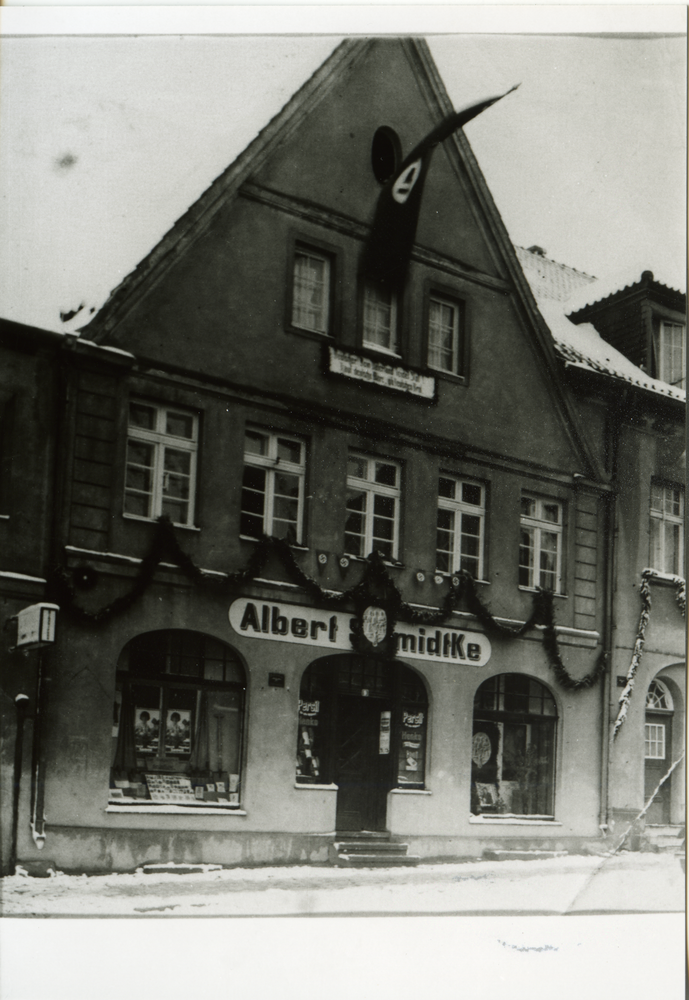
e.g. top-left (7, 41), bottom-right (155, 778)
top-left (335, 697), bottom-right (390, 831)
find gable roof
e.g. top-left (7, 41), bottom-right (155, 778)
top-left (517, 247), bottom-right (686, 405)
top-left (78, 36), bottom-right (606, 480)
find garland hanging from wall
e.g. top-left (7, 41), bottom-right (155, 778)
top-left (611, 568), bottom-right (686, 742)
top-left (49, 515), bottom-right (606, 692)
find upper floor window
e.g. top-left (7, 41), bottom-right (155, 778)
top-left (436, 476), bottom-right (485, 579)
top-left (345, 453), bottom-right (400, 560)
top-left (240, 428), bottom-right (305, 544)
top-left (362, 281), bottom-right (399, 355)
top-left (428, 295), bottom-right (464, 375)
top-left (291, 248), bottom-right (331, 335)
top-left (124, 401), bottom-right (198, 527)
top-left (519, 495), bottom-right (563, 593)
top-left (654, 321), bottom-right (685, 389)
top-left (650, 482), bottom-right (684, 576)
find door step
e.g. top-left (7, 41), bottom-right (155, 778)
top-left (330, 839), bottom-right (420, 867)
top-left (641, 824), bottom-right (685, 853)
top-left (482, 849), bottom-right (569, 862)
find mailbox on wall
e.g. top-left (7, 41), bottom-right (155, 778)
top-left (16, 603), bottom-right (59, 649)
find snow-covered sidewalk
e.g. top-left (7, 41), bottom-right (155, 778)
top-left (1, 851), bottom-right (683, 917)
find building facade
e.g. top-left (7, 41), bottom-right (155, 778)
top-left (1, 38), bottom-right (684, 873)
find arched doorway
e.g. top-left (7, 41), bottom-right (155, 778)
top-left (644, 678), bottom-right (674, 824)
top-left (297, 654), bottom-right (428, 832)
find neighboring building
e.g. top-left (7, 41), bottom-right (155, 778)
top-left (1, 38), bottom-right (684, 874)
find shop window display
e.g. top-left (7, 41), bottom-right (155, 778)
top-left (471, 673), bottom-right (557, 817)
top-left (110, 630), bottom-right (245, 806)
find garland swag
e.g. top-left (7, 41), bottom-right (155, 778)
top-left (50, 516), bottom-right (605, 692)
top-left (611, 568), bottom-right (686, 742)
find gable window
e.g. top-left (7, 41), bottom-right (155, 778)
top-left (472, 674), bottom-right (557, 817)
top-left (650, 482), bottom-right (684, 575)
top-left (124, 401), bottom-right (198, 527)
top-left (291, 248), bottom-right (331, 335)
top-left (519, 495), bottom-right (563, 592)
top-left (111, 630), bottom-right (245, 807)
top-left (362, 281), bottom-right (398, 355)
top-left (654, 321), bottom-right (685, 389)
top-left (436, 476), bottom-right (485, 579)
top-left (428, 295), bottom-right (463, 375)
top-left (345, 453), bottom-right (400, 560)
top-left (240, 428), bottom-right (305, 544)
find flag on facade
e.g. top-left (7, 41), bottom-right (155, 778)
top-left (361, 86), bottom-right (519, 288)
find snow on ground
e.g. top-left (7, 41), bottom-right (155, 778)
top-left (1, 853), bottom-right (683, 917)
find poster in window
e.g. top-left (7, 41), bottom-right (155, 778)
top-left (164, 709), bottom-right (192, 755)
top-left (297, 699), bottom-right (322, 781)
top-left (397, 707), bottom-right (426, 785)
top-left (135, 707), bottom-right (160, 753)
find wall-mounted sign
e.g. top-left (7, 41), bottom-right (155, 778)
top-left (229, 599), bottom-right (491, 666)
top-left (15, 603), bottom-right (59, 649)
top-left (328, 347), bottom-right (436, 400)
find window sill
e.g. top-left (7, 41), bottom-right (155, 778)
top-left (427, 368), bottom-right (468, 387)
top-left (106, 801), bottom-right (246, 815)
top-left (435, 572), bottom-right (490, 586)
top-left (286, 324), bottom-right (333, 344)
top-left (123, 514), bottom-right (200, 532)
top-left (0, 514), bottom-right (9, 521)
top-left (239, 535), bottom-right (308, 551)
top-left (294, 782), bottom-right (338, 791)
top-left (344, 554), bottom-right (404, 569)
top-left (642, 568), bottom-right (686, 587)
top-left (361, 345), bottom-right (402, 360)
top-left (390, 787), bottom-right (431, 795)
top-left (518, 586), bottom-right (567, 599)
top-left (469, 815), bottom-right (560, 826)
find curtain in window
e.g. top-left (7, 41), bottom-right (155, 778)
top-left (112, 684), bottom-right (137, 775)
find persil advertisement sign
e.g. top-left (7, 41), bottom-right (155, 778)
top-left (229, 599), bottom-right (490, 666)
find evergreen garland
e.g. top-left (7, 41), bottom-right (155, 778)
top-left (50, 516), bottom-right (606, 691)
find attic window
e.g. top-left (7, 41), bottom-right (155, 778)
top-left (371, 127), bottom-right (400, 184)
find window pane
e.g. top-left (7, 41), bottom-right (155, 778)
top-left (162, 498), bottom-right (189, 523)
top-left (164, 448), bottom-right (191, 477)
top-left (166, 411), bottom-right (194, 439)
top-left (240, 466), bottom-right (265, 536)
top-left (129, 403), bottom-right (156, 430)
top-left (293, 252), bottom-right (329, 333)
top-left (347, 455), bottom-right (367, 480)
top-left (438, 477), bottom-right (456, 499)
top-left (244, 430), bottom-right (268, 457)
top-left (127, 440), bottom-right (154, 468)
top-left (428, 299), bottom-right (456, 372)
top-left (521, 496), bottom-right (535, 518)
top-left (542, 502), bottom-right (560, 523)
top-left (519, 528), bottom-right (534, 587)
top-left (374, 462), bottom-right (397, 487)
top-left (363, 283), bottom-right (396, 352)
top-left (373, 494), bottom-right (395, 519)
top-left (125, 465), bottom-right (152, 494)
top-left (274, 471), bottom-right (300, 499)
top-left (462, 483), bottom-right (482, 506)
top-left (277, 438), bottom-right (302, 465)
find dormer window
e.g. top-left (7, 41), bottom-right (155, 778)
top-left (654, 321), bottom-right (685, 388)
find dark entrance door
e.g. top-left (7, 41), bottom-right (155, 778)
top-left (644, 711), bottom-right (672, 824)
top-left (335, 695), bottom-right (391, 832)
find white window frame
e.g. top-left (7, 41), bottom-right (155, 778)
top-left (291, 248), bottom-right (331, 335)
top-left (241, 428), bottom-right (306, 544)
top-left (655, 321), bottom-right (686, 389)
top-left (519, 495), bottom-right (564, 593)
top-left (436, 476), bottom-right (485, 579)
top-left (362, 282), bottom-right (399, 355)
top-left (646, 678), bottom-right (674, 712)
top-left (428, 295), bottom-right (462, 375)
top-left (345, 453), bottom-right (401, 560)
top-left (124, 401), bottom-right (198, 528)
top-left (650, 482), bottom-right (685, 576)
top-left (644, 723), bottom-right (666, 760)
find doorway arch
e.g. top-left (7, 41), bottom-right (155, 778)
top-left (644, 671), bottom-right (684, 825)
top-left (297, 654), bottom-right (428, 832)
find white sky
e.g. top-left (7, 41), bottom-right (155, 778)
top-left (0, 20), bottom-right (685, 333)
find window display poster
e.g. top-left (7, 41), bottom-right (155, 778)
top-left (135, 707), bottom-right (160, 753)
top-left (397, 708), bottom-right (425, 784)
top-left (145, 773), bottom-right (196, 802)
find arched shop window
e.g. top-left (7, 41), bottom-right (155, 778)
top-left (471, 674), bottom-right (557, 817)
top-left (296, 655), bottom-right (428, 788)
top-left (110, 630), bottom-right (245, 806)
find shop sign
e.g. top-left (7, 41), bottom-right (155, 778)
top-left (328, 347), bottom-right (436, 400)
top-left (229, 599), bottom-right (491, 666)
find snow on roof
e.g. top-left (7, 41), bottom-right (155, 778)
top-left (514, 246), bottom-right (597, 303)
top-left (564, 264), bottom-right (686, 314)
top-left (538, 299), bottom-right (686, 403)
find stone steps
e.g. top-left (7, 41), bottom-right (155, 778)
top-left (330, 837), bottom-right (420, 867)
top-left (641, 824), bottom-right (685, 854)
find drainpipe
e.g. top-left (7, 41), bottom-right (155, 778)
top-left (599, 390), bottom-right (626, 833)
top-left (29, 649), bottom-right (48, 849)
top-left (9, 694), bottom-right (30, 871)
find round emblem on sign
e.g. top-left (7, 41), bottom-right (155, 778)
top-left (362, 606), bottom-right (387, 647)
top-left (472, 731), bottom-right (492, 767)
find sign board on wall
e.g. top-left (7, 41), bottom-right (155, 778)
top-left (229, 598), bottom-right (491, 666)
top-left (328, 347), bottom-right (436, 400)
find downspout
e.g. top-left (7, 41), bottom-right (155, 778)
top-left (9, 694), bottom-right (30, 870)
top-left (599, 389), bottom-right (627, 833)
top-left (29, 336), bottom-right (77, 850)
